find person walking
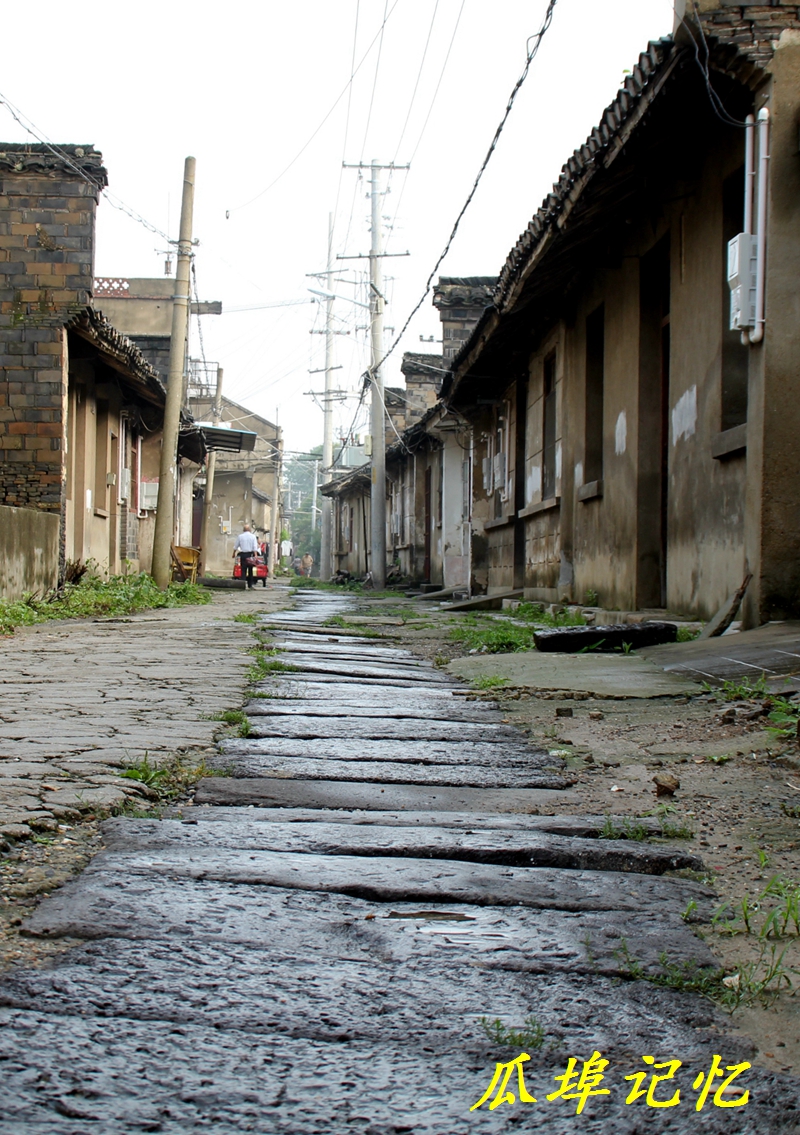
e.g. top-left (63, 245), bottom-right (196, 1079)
top-left (301, 551), bottom-right (314, 578)
top-left (233, 523), bottom-right (259, 589)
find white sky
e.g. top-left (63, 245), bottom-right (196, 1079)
top-left (1, 0), bottom-right (674, 454)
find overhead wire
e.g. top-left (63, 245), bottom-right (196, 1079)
top-left (681, 1), bottom-right (750, 129)
top-left (229, 0), bottom-right (401, 216)
top-left (0, 90), bottom-right (173, 243)
top-left (375, 0), bottom-right (559, 374)
top-left (331, 0), bottom-right (362, 229)
top-left (384, 0), bottom-right (465, 252)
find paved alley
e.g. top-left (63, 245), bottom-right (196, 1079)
top-left (0, 590), bottom-right (796, 1133)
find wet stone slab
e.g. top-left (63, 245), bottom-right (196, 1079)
top-left (244, 714), bottom-right (521, 742)
top-left (101, 816), bottom-right (702, 875)
top-left (221, 736), bottom-right (552, 768)
top-left (34, 845), bottom-right (712, 916)
top-left (194, 776), bottom-right (571, 812)
top-left (218, 753), bottom-right (569, 789)
top-left (1, 1002), bottom-right (788, 1135)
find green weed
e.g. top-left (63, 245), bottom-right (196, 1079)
top-left (708, 675), bottom-right (770, 702)
top-left (208, 709), bottom-right (251, 738)
top-left (121, 755), bottom-right (168, 788)
top-left (0, 572), bottom-right (209, 636)
top-left (598, 816), bottom-right (648, 841)
top-left (677, 625), bottom-right (701, 643)
top-left (584, 589), bottom-right (599, 607)
top-left (472, 675), bottom-right (510, 691)
top-left (660, 819), bottom-right (695, 840)
top-left (766, 695), bottom-right (800, 739)
top-left (233, 612), bottom-right (260, 623)
top-left (478, 1015), bottom-right (546, 1050)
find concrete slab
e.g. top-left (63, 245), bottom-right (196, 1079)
top-left (643, 620), bottom-right (800, 687)
top-left (448, 652), bottom-right (703, 698)
top-left (194, 776), bottom-right (570, 812)
top-left (222, 735), bottom-right (555, 768)
top-left (243, 700), bottom-right (500, 722)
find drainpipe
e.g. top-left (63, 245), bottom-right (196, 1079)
top-left (740, 115), bottom-right (755, 346)
top-left (748, 108), bottom-right (770, 346)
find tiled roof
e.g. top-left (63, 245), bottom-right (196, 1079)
top-left (400, 353), bottom-right (446, 377)
top-left (432, 278), bottom-right (497, 308)
top-left (492, 7), bottom-right (796, 315)
top-left (67, 308), bottom-right (166, 406)
top-left (0, 143), bottom-right (107, 188)
top-left (493, 37), bottom-right (676, 311)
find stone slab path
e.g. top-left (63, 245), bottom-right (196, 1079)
top-left (0, 589), bottom-right (795, 1133)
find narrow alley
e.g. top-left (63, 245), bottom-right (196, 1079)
top-left (0, 588), bottom-right (794, 1133)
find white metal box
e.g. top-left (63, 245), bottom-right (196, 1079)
top-left (727, 232), bottom-right (757, 330)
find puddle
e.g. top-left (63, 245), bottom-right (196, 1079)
top-left (386, 910), bottom-right (474, 921)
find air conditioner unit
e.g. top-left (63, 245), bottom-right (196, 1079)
top-left (727, 232), bottom-right (757, 330)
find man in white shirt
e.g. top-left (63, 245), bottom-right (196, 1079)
top-left (233, 524), bottom-right (259, 589)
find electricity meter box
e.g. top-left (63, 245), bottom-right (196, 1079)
top-left (727, 232), bottom-right (757, 331)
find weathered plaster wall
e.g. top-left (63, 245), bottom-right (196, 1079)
top-left (0, 503), bottom-right (59, 599)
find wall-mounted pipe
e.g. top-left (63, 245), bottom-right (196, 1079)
top-left (749, 108), bottom-right (770, 346)
top-left (744, 114), bottom-right (755, 235)
top-left (740, 115), bottom-right (756, 346)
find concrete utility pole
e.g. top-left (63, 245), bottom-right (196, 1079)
top-left (198, 365), bottom-right (223, 575)
top-left (152, 156), bottom-right (196, 589)
top-left (340, 160), bottom-right (409, 590)
top-left (368, 160), bottom-right (387, 589)
top-left (268, 419), bottom-right (282, 578)
top-left (319, 213), bottom-right (335, 582)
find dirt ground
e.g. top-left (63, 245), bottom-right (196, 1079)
top-left (349, 595), bottom-right (800, 1079)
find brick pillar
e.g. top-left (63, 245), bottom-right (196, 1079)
top-left (0, 146), bottom-right (107, 516)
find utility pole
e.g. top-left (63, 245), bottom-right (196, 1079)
top-left (198, 365), bottom-right (223, 576)
top-left (319, 213), bottom-right (335, 581)
top-left (152, 156), bottom-right (196, 589)
top-left (339, 160), bottom-right (409, 590)
top-left (312, 458), bottom-right (320, 531)
top-left (268, 415), bottom-right (282, 578)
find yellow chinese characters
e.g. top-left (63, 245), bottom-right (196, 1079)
top-left (693, 1055), bottom-right (751, 1110)
top-left (470, 1053), bottom-right (537, 1112)
top-left (546, 1051), bottom-right (610, 1114)
top-left (625, 1056), bottom-right (682, 1107)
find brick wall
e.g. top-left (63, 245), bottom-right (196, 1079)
top-left (701, 4), bottom-right (800, 68)
top-left (0, 145), bottom-right (107, 512)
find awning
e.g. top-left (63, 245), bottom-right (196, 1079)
top-left (194, 423), bottom-right (258, 453)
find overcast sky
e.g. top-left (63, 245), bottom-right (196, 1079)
top-left (1, 0), bottom-right (673, 454)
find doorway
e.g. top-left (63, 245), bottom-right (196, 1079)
top-left (424, 467), bottom-right (432, 582)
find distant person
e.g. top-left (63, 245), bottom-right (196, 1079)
top-left (292, 554), bottom-right (303, 574)
top-left (233, 523), bottom-right (259, 589)
top-left (301, 552), bottom-right (314, 578)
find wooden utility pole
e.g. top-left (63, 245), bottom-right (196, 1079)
top-left (152, 156), bottom-right (196, 588)
top-left (198, 365), bottom-right (223, 575)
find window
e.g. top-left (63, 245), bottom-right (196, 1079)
top-left (94, 400), bottom-right (110, 513)
top-left (721, 167), bottom-right (749, 430)
top-left (585, 305), bottom-right (604, 484)
top-left (542, 353), bottom-right (557, 500)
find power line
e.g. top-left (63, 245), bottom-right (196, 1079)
top-left (384, 0), bottom-right (465, 252)
top-left (228, 0), bottom-right (402, 216)
top-left (332, 0), bottom-right (362, 229)
top-left (0, 90), bottom-right (173, 243)
top-left (391, 0), bottom-right (439, 166)
top-left (682, 1), bottom-right (750, 129)
top-left (378, 0), bottom-right (559, 372)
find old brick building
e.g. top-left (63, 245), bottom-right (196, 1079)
top-left (0, 145), bottom-right (182, 593)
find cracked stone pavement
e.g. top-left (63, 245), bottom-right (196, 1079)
top-left (0, 588), bottom-right (286, 840)
top-left (0, 588), bottom-right (798, 1133)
